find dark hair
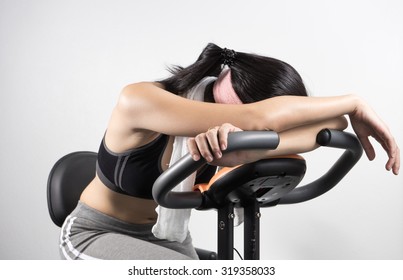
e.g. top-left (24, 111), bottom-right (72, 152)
top-left (159, 43), bottom-right (307, 103)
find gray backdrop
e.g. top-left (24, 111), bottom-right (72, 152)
top-left (1, 0), bottom-right (402, 259)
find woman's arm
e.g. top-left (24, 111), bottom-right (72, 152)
top-left (187, 117), bottom-right (348, 167)
top-left (116, 82), bottom-right (399, 174)
top-left (116, 82), bottom-right (258, 136)
top-left (266, 116), bottom-right (349, 157)
top-left (118, 82), bottom-right (356, 134)
top-left (255, 94), bottom-right (399, 175)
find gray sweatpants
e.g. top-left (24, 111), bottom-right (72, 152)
top-left (59, 201), bottom-right (199, 260)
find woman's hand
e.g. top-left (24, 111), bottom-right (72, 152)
top-left (349, 97), bottom-right (400, 175)
top-left (187, 123), bottom-right (245, 166)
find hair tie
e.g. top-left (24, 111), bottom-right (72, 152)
top-left (213, 69), bottom-right (242, 105)
top-left (221, 48), bottom-right (236, 66)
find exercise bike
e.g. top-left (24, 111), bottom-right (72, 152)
top-left (47, 129), bottom-right (362, 260)
top-left (152, 129), bottom-right (363, 260)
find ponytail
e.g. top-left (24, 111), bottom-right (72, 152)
top-left (159, 43), bottom-right (308, 101)
top-left (159, 43), bottom-right (224, 95)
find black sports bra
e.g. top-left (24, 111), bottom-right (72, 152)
top-left (96, 134), bottom-right (216, 199)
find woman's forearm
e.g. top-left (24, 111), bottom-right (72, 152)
top-left (255, 94), bottom-right (360, 132)
top-left (266, 116), bottom-right (348, 157)
top-left (233, 116), bottom-right (348, 164)
top-left (254, 94), bottom-right (399, 175)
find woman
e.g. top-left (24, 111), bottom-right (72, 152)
top-left (59, 43), bottom-right (400, 260)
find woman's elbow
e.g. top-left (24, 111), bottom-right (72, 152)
top-left (334, 116), bottom-right (348, 131)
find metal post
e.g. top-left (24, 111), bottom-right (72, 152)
top-left (217, 203), bottom-right (234, 260)
top-left (244, 200), bottom-right (260, 260)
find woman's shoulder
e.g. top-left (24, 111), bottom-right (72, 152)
top-left (116, 82), bottom-right (168, 113)
top-left (106, 81), bottom-right (167, 151)
top-left (121, 81), bottom-right (164, 95)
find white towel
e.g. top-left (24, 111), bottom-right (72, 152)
top-left (152, 76), bottom-right (217, 242)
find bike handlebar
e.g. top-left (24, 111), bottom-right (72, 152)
top-left (152, 129), bottom-right (363, 209)
top-left (278, 129), bottom-right (363, 204)
top-left (152, 131), bottom-right (280, 208)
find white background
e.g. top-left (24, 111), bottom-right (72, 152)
top-left (0, 0), bottom-right (402, 260)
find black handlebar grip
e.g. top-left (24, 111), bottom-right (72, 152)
top-left (152, 131), bottom-right (280, 209)
top-left (278, 129), bottom-right (363, 204)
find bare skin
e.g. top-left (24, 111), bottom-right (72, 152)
top-left (80, 82), bottom-right (400, 224)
